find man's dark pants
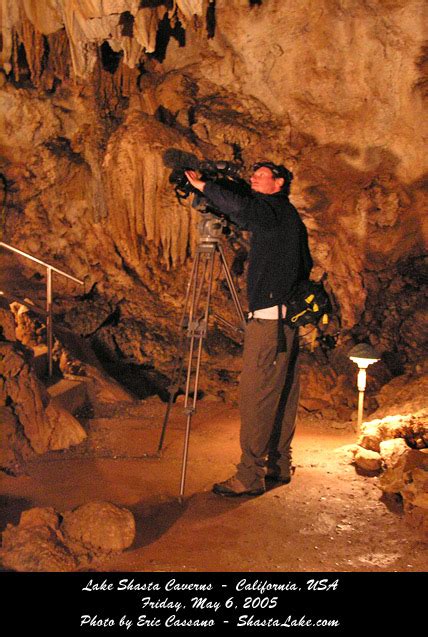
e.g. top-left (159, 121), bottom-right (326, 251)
top-left (236, 318), bottom-right (300, 489)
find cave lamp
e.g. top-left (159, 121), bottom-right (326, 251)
top-left (349, 343), bottom-right (380, 432)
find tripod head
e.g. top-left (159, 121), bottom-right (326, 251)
top-left (197, 213), bottom-right (228, 244)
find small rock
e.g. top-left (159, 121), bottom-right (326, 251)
top-left (0, 300), bottom-right (16, 341)
top-left (330, 421), bottom-right (350, 430)
top-left (379, 438), bottom-right (410, 467)
top-left (353, 446), bottom-right (382, 472)
top-left (20, 507), bottom-right (59, 530)
top-left (379, 448), bottom-right (428, 493)
top-left (401, 467), bottom-right (428, 509)
top-left (45, 403), bottom-right (87, 450)
top-left (358, 422), bottom-right (382, 452)
top-left (300, 513), bottom-right (337, 535)
top-left (334, 444), bottom-right (359, 463)
top-left (203, 394), bottom-right (222, 402)
top-left (0, 521), bottom-right (76, 572)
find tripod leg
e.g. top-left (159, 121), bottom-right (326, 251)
top-left (157, 338), bottom-right (187, 454)
top-left (178, 248), bottom-right (216, 501)
top-left (217, 242), bottom-right (246, 328)
top-left (179, 336), bottom-right (203, 502)
top-left (158, 252), bottom-right (201, 454)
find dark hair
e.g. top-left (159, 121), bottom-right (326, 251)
top-left (252, 161), bottom-right (294, 194)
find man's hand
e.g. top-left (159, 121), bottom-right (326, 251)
top-left (185, 170), bottom-right (206, 192)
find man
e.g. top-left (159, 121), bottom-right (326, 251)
top-left (185, 161), bottom-right (312, 497)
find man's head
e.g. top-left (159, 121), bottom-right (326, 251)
top-left (250, 161), bottom-right (293, 195)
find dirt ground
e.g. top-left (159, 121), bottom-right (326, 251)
top-left (1, 398), bottom-right (427, 573)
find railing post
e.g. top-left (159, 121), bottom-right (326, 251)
top-left (46, 266), bottom-right (53, 377)
top-left (0, 242), bottom-right (84, 378)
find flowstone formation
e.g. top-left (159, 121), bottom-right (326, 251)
top-left (0, 1), bottom-right (426, 418)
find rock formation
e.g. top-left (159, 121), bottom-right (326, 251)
top-left (0, 1), bottom-right (426, 416)
top-left (0, 501), bottom-right (136, 571)
top-left (352, 371), bottom-right (428, 539)
top-left (0, 303), bottom-right (87, 472)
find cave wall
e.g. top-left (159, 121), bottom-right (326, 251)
top-left (0, 0), bottom-right (427, 386)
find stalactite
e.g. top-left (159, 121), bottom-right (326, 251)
top-left (0, 0), bottom-right (20, 74)
top-left (93, 47), bottom-right (141, 117)
top-left (60, 2), bottom-right (98, 79)
top-left (15, 9), bottom-right (46, 86)
top-left (21, 0), bottom-right (63, 35)
top-left (176, 0), bottom-right (204, 22)
top-left (134, 6), bottom-right (163, 53)
top-left (1, 0), bottom-right (205, 80)
top-left (118, 60), bottom-right (140, 97)
top-left (11, 30), bottom-right (21, 82)
top-left (46, 28), bottom-right (71, 83)
top-left (9, 9), bottom-right (70, 89)
top-left (206, 0), bottom-right (216, 39)
top-left (95, 53), bottom-right (118, 114)
top-left (0, 173), bottom-right (7, 239)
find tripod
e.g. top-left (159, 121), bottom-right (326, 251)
top-left (157, 214), bottom-right (246, 501)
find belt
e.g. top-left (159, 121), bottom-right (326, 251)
top-left (248, 304), bottom-right (287, 320)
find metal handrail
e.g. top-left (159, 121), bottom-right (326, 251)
top-left (0, 242), bottom-right (83, 283)
top-left (0, 241), bottom-right (84, 376)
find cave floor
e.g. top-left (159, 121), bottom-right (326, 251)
top-left (1, 400), bottom-right (427, 573)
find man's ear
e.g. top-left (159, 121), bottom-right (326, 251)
top-left (276, 177), bottom-right (285, 190)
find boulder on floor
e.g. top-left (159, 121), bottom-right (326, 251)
top-left (0, 502), bottom-right (136, 572)
top-left (61, 501), bottom-right (136, 555)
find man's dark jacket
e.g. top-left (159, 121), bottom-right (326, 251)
top-left (203, 182), bottom-right (313, 312)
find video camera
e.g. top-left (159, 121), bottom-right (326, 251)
top-left (163, 149), bottom-right (251, 214)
